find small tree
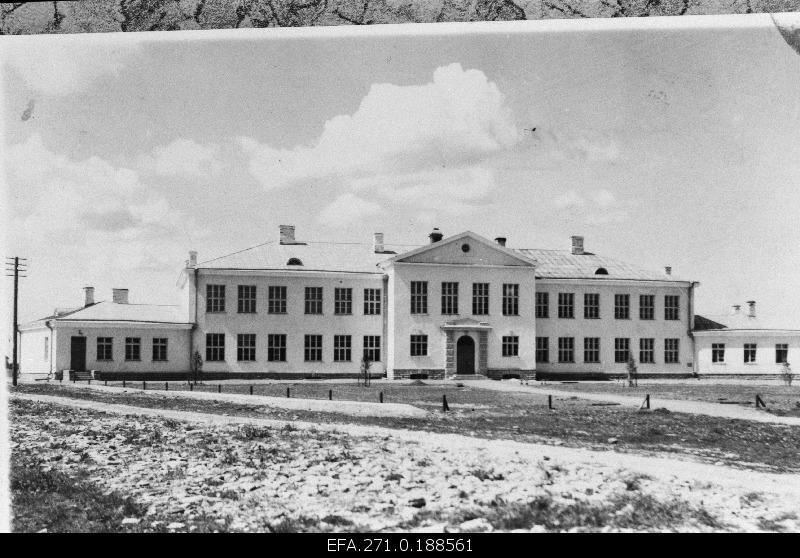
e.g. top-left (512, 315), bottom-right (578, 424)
top-left (780, 361), bottom-right (794, 386)
top-left (626, 354), bottom-right (638, 388)
top-left (360, 354), bottom-right (372, 387)
top-left (191, 350), bottom-right (203, 385)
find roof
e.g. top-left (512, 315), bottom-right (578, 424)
top-left (31, 301), bottom-right (189, 325)
top-left (693, 311), bottom-right (800, 332)
top-left (516, 249), bottom-right (684, 282)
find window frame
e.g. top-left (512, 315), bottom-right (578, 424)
top-left (441, 282), bottom-right (459, 315)
top-left (334, 287), bottom-right (353, 315)
top-left (558, 337), bottom-right (575, 363)
top-left (205, 333), bottom-right (225, 362)
top-left (776, 343), bottom-right (789, 364)
top-left (744, 343), bottom-right (757, 364)
top-left (472, 282), bottom-right (490, 316)
top-left (664, 338), bottom-right (680, 364)
top-left (363, 335), bottom-right (381, 362)
top-left (557, 293), bottom-right (575, 319)
top-left (267, 334), bottom-right (287, 362)
top-left (364, 288), bottom-right (382, 315)
top-left (502, 335), bottom-right (519, 357)
top-left (712, 343), bottom-right (726, 363)
top-left (410, 281), bottom-right (428, 315)
top-left (536, 292), bottom-right (549, 319)
top-left (614, 294), bottom-right (630, 320)
top-left (410, 334), bottom-right (428, 357)
top-left (304, 334), bottom-right (323, 362)
top-left (583, 293), bottom-right (600, 319)
top-left (237, 285), bottom-right (257, 314)
top-left (614, 338), bottom-right (630, 363)
top-left (268, 286), bottom-right (287, 315)
top-left (206, 284), bottom-right (226, 313)
top-left (333, 334), bottom-right (352, 362)
top-left (304, 286), bottom-right (323, 315)
top-left (639, 338), bottom-right (655, 364)
top-left (639, 294), bottom-right (655, 320)
top-left (125, 337), bottom-right (141, 362)
top-left (536, 337), bottom-right (549, 363)
top-left (502, 284), bottom-right (519, 316)
top-left (152, 337), bottom-right (168, 362)
top-left (97, 337), bottom-right (113, 361)
top-left (664, 295), bottom-right (680, 321)
top-left (583, 337), bottom-right (600, 363)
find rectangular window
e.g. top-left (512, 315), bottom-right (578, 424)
top-left (472, 283), bottom-right (490, 315)
top-left (776, 344), bottom-right (789, 364)
top-left (152, 338), bottom-right (168, 362)
top-left (558, 293), bottom-right (574, 319)
top-left (410, 334), bottom-right (428, 357)
top-left (536, 337), bottom-right (549, 363)
top-left (584, 337), bottom-right (600, 363)
top-left (441, 282), bottom-right (459, 315)
top-left (125, 337), bottom-right (141, 361)
top-left (44, 337), bottom-right (49, 360)
top-left (639, 295), bottom-right (655, 320)
top-left (333, 335), bottom-right (352, 362)
top-left (502, 336), bottom-right (519, 357)
top-left (584, 293), bottom-right (600, 319)
top-left (712, 343), bottom-right (725, 363)
top-left (206, 284), bottom-right (225, 313)
top-left (97, 337), bottom-right (113, 361)
top-left (410, 281), bottom-right (428, 315)
top-left (363, 336), bottom-right (381, 362)
top-left (502, 284), bottom-right (519, 316)
top-left (614, 338), bottom-right (630, 363)
top-left (237, 285), bottom-right (257, 313)
top-left (558, 337), bottom-right (575, 363)
top-left (267, 334), bottom-right (286, 362)
top-left (614, 294), bottom-right (630, 319)
top-left (205, 333), bottom-right (225, 362)
top-left (744, 343), bottom-right (757, 363)
top-left (664, 338), bottom-right (680, 363)
top-left (334, 288), bottom-right (353, 315)
top-left (536, 292), bottom-right (549, 318)
top-left (364, 288), bottom-right (381, 315)
top-left (304, 334), bottom-right (322, 362)
top-left (640, 338), bottom-right (655, 364)
top-left (305, 287), bottom-right (323, 315)
top-left (236, 334), bottom-right (256, 362)
top-left (268, 286), bottom-right (287, 314)
top-left (665, 295), bottom-right (680, 321)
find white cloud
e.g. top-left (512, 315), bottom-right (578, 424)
top-left (535, 129), bottom-right (621, 163)
top-left (317, 193), bottom-right (383, 228)
top-left (139, 138), bottom-right (223, 179)
top-left (239, 63), bottom-right (521, 191)
top-left (553, 188), bottom-right (631, 223)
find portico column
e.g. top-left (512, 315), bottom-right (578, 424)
top-left (444, 330), bottom-right (456, 378)
top-left (478, 331), bottom-right (488, 375)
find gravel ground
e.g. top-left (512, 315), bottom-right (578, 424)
top-left (11, 395), bottom-right (800, 532)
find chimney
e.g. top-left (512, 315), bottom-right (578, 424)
top-left (429, 227), bottom-right (443, 243)
top-left (732, 304), bottom-right (741, 314)
top-left (84, 286), bottom-right (95, 307)
top-left (495, 237), bottom-right (507, 247)
top-left (188, 250), bottom-right (197, 267)
top-left (373, 232), bottom-right (384, 253)
top-left (665, 266), bottom-right (672, 276)
top-left (112, 288), bottom-right (129, 304)
top-left (279, 224), bottom-right (296, 245)
top-left (746, 300), bottom-right (756, 318)
top-left (571, 235), bottom-right (584, 255)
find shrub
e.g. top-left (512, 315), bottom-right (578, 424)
top-left (779, 362), bottom-right (794, 386)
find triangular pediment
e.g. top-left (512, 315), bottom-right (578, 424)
top-left (386, 231), bottom-right (536, 267)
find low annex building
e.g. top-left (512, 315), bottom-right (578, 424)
top-left (17, 226), bottom-right (799, 380)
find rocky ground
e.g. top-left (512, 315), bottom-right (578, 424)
top-left (10, 397), bottom-right (800, 532)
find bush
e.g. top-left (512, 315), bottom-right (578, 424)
top-left (779, 362), bottom-right (794, 386)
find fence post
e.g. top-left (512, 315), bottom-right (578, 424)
top-left (88, 378), bottom-right (91, 385)
top-left (548, 394), bottom-right (553, 410)
top-left (122, 379), bottom-right (126, 388)
top-left (442, 394), bottom-right (449, 412)
top-left (329, 389), bottom-right (333, 401)
top-left (640, 394), bottom-right (650, 410)
top-left (165, 382), bottom-right (169, 391)
top-left (250, 385), bottom-right (253, 395)
top-left (190, 383), bottom-right (193, 392)
top-left (143, 381), bottom-right (146, 390)
top-left (104, 380), bottom-right (107, 387)
top-left (287, 387), bottom-right (291, 398)
top-left (218, 384), bottom-right (221, 394)
top-left (756, 394), bottom-right (766, 408)
top-left (380, 391), bottom-right (384, 404)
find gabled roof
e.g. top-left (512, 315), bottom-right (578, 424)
top-left (694, 311), bottom-right (800, 332)
top-left (384, 231), bottom-right (537, 267)
top-left (517, 248), bottom-right (684, 282)
top-left (33, 301), bottom-right (189, 325)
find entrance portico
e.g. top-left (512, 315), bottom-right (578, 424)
top-left (441, 318), bottom-right (492, 378)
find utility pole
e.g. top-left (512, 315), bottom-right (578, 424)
top-left (5, 257), bottom-right (27, 387)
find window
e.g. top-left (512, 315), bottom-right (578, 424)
top-left (665, 339), bottom-right (680, 363)
top-left (364, 288), bottom-right (381, 315)
top-left (97, 337), bottom-right (113, 361)
top-left (614, 338), bottom-right (630, 363)
top-left (44, 337), bottom-right (49, 360)
top-left (536, 337), bottom-right (549, 363)
top-left (410, 281), bottom-right (428, 314)
top-left (363, 336), bottom-right (381, 362)
top-left (441, 282), bottom-right (459, 315)
top-left (152, 338), bottom-right (168, 362)
top-left (125, 337), bottom-right (141, 361)
top-left (536, 292), bottom-right (549, 319)
top-left (206, 334), bottom-right (225, 362)
top-left (237, 285), bottom-right (257, 313)
top-left (334, 288), bottom-right (353, 315)
top-left (206, 284), bottom-right (225, 313)
top-left (305, 287), bottom-right (323, 315)
top-left (640, 338), bottom-right (655, 363)
top-left (742, 343), bottom-right (757, 363)
top-left (304, 334), bottom-right (323, 362)
top-left (584, 293), bottom-right (600, 319)
top-left (334, 335), bottom-right (352, 362)
top-left (595, 267), bottom-right (609, 275)
top-left (502, 284), bottom-right (519, 316)
top-left (237, 334), bottom-right (256, 362)
top-left (558, 337), bottom-right (575, 363)
top-left (639, 295), bottom-right (655, 320)
top-left (614, 294), bottom-right (630, 319)
top-left (502, 336), bottom-right (519, 357)
top-left (410, 335), bottom-right (428, 357)
top-left (287, 257), bottom-right (303, 266)
top-left (776, 344), bottom-right (789, 364)
top-left (268, 334), bottom-right (286, 362)
top-left (712, 343), bottom-right (725, 363)
top-left (472, 283), bottom-right (489, 315)
top-left (584, 337), bottom-right (600, 363)
top-left (665, 295), bottom-right (680, 321)
top-left (268, 286), bottom-right (287, 314)
top-left (558, 293), bottom-right (574, 319)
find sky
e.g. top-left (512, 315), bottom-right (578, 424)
top-left (2, 16), bottom-right (800, 329)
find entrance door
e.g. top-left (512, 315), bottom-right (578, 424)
top-left (456, 335), bottom-right (475, 375)
top-left (70, 336), bottom-right (87, 371)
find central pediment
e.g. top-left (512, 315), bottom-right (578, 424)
top-left (385, 231), bottom-right (536, 268)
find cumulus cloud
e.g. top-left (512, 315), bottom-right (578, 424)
top-left (317, 193), bottom-right (383, 227)
top-left (139, 138), bottom-right (223, 179)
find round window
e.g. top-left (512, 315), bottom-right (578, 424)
top-left (461, 243), bottom-right (470, 253)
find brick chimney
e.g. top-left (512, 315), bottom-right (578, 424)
top-left (732, 304), bottom-right (741, 314)
top-left (188, 250), bottom-right (197, 267)
top-left (373, 232), bottom-right (384, 253)
top-left (279, 225), bottom-right (296, 245)
top-left (665, 266), bottom-right (672, 276)
top-left (112, 288), bottom-right (129, 304)
top-left (429, 228), bottom-right (443, 243)
top-left (571, 235), bottom-right (584, 255)
top-left (495, 237), bottom-right (507, 247)
top-left (84, 286), bottom-right (95, 306)
top-left (746, 300), bottom-right (756, 318)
